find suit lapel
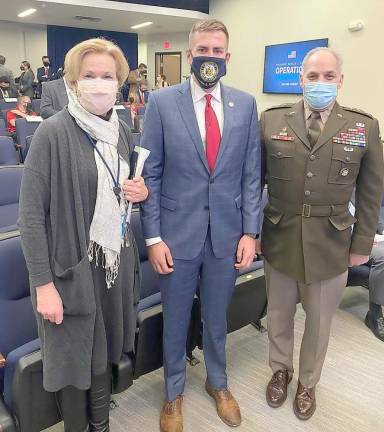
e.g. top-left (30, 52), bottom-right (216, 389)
top-left (285, 100), bottom-right (311, 150)
top-left (214, 84), bottom-right (234, 172)
top-left (312, 102), bottom-right (348, 153)
top-left (176, 79), bottom-right (210, 173)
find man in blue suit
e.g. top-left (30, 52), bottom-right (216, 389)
top-left (36, 56), bottom-right (55, 96)
top-left (141, 19), bottom-right (261, 432)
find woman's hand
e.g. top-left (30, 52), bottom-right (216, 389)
top-left (122, 176), bottom-right (149, 203)
top-left (36, 282), bottom-right (64, 324)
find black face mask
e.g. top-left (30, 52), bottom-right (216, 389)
top-left (43, 61), bottom-right (50, 67)
top-left (190, 54), bottom-right (227, 89)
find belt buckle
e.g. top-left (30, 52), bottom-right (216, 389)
top-left (302, 204), bottom-right (311, 218)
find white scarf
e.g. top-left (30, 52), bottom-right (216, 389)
top-left (67, 86), bottom-right (130, 288)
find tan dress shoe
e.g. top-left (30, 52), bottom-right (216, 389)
top-left (160, 395), bottom-right (183, 432)
top-left (293, 382), bottom-right (316, 420)
top-left (205, 381), bottom-right (241, 427)
top-left (266, 370), bottom-right (293, 408)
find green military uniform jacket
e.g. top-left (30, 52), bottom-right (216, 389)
top-left (260, 100), bottom-right (383, 283)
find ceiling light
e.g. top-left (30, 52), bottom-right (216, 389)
top-left (18, 8), bottom-right (37, 18)
top-left (131, 22), bottom-right (153, 30)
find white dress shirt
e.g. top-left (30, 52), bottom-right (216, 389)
top-left (145, 77), bottom-right (225, 247)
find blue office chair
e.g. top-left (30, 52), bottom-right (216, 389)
top-left (15, 118), bottom-right (41, 162)
top-left (0, 166), bottom-right (23, 233)
top-left (0, 137), bottom-right (19, 166)
top-left (31, 99), bottom-right (41, 115)
top-left (0, 119), bottom-right (7, 136)
top-left (0, 102), bottom-right (17, 112)
top-left (116, 107), bottom-right (133, 129)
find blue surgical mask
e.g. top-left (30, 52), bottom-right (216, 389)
top-left (190, 54), bottom-right (227, 89)
top-left (303, 82), bottom-right (338, 110)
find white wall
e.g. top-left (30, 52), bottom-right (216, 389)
top-left (142, 32), bottom-right (190, 89)
top-left (0, 21), bottom-right (47, 79)
top-left (210, 0), bottom-right (384, 127)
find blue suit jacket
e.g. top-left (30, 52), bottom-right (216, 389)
top-left (140, 79), bottom-right (261, 260)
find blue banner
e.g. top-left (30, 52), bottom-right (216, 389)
top-left (263, 39), bottom-right (328, 94)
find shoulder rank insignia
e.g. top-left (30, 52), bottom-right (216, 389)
top-left (342, 106), bottom-right (374, 119)
top-left (265, 103), bottom-right (294, 112)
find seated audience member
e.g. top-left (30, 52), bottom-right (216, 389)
top-left (155, 74), bottom-right (169, 89)
top-left (6, 95), bottom-right (37, 139)
top-left (18, 61), bottom-right (35, 98)
top-left (0, 76), bottom-right (17, 99)
top-left (364, 213), bottom-right (384, 341)
top-left (127, 63), bottom-right (148, 103)
top-left (40, 76), bottom-right (69, 119)
top-left (37, 55), bottom-right (56, 96)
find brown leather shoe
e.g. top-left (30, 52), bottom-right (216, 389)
top-left (205, 381), bottom-right (241, 427)
top-left (266, 370), bottom-right (293, 408)
top-left (160, 395), bottom-right (183, 432)
top-left (293, 382), bottom-right (316, 420)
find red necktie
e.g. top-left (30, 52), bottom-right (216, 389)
top-left (205, 94), bottom-right (221, 173)
top-left (45, 67), bottom-right (48, 75)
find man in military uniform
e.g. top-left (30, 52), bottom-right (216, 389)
top-left (260, 47), bottom-right (383, 420)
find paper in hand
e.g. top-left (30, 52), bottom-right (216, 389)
top-left (126, 146), bottom-right (150, 223)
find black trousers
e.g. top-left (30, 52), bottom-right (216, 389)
top-left (55, 365), bottom-right (111, 432)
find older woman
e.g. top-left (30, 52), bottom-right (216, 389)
top-left (6, 95), bottom-right (37, 138)
top-left (19, 38), bottom-right (148, 431)
top-left (18, 61), bottom-right (35, 98)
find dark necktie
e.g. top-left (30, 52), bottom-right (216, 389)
top-left (205, 94), bottom-right (221, 173)
top-left (308, 111), bottom-right (322, 148)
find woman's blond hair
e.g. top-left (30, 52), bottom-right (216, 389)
top-left (64, 38), bottom-right (129, 88)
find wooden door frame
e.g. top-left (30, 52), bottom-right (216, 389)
top-left (155, 51), bottom-right (182, 85)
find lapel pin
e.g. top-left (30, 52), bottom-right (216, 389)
top-left (228, 101), bottom-right (234, 108)
top-left (337, 113), bottom-right (343, 118)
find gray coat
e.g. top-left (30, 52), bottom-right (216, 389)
top-left (19, 109), bottom-right (138, 391)
top-left (18, 69), bottom-right (34, 98)
top-left (40, 78), bottom-right (69, 119)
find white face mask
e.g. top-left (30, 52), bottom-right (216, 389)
top-left (77, 79), bottom-right (118, 116)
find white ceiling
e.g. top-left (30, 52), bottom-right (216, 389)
top-left (2, 0), bottom-right (208, 34)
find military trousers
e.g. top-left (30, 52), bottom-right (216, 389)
top-left (368, 243), bottom-right (384, 305)
top-left (265, 260), bottom-right (347, 388)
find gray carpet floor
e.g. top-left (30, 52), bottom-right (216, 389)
top-left (47, 286), bottom-right (384, 432)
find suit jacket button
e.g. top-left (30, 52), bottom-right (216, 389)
top-left (210, 179), bottom-right (215, 184)
top-left (309, 154), bottom-right (316, 161)
top-left (307, 172), bottom-right (314, 178)
top-left (204, 205), bottom-right (209, 210)
top-left (304, 190), bottom-right (311, 196)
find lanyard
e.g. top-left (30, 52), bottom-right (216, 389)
top-left (85, 133), bottom-right (121, 204)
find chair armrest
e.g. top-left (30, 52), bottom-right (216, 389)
top-left (4, 339), bottom-right (40, 408)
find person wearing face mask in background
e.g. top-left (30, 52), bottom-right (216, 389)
top-left (37, 55), bottom-right (56, 97)
top-left (6, 95), bottom-right (37, 139)
top-left (18, 61), bottom-right (35, 98)
top-left (260, 47), bottom-right (383, 420)
top-left (141, 19), bottom-right (261, 431)
top-left (0, 76), bottom-right (18, 100)
top-left (18, 38), bottom-right (149, 431)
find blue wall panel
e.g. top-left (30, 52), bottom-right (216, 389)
top-left (47, 25), bottom-right (138, 72)
top-left (109, 0), bottom-right (209, 14)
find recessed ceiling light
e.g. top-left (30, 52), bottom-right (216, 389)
top-left (18, 8), bottom-right (37, 18)
top-left (131, 22), bottom-right (153, 30)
